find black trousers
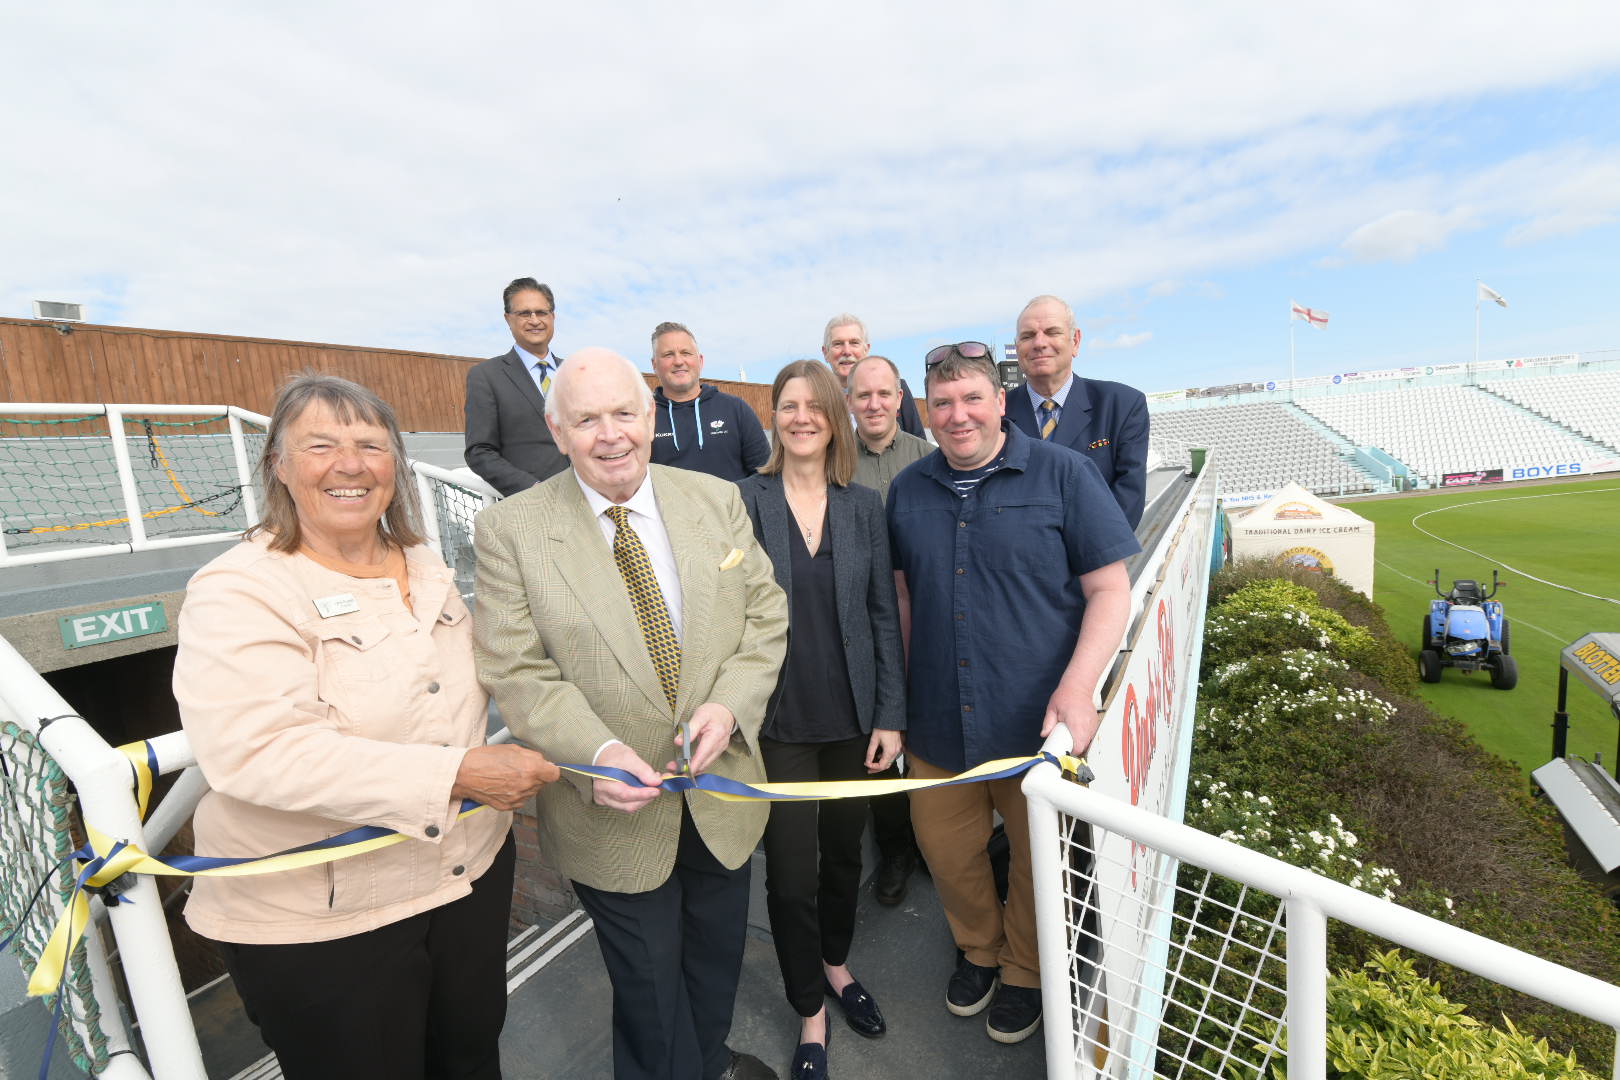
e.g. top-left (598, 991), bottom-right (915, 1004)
top-left (571, 803), bottom-right (751, 1080)
top-left (868, 762), bottom-right (917, 858)
top-left (214, 831), bottom-right (515, 1080)
top-left (760, 734), bottom-right (870, 1017)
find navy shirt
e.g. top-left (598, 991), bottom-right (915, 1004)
top-left (887, 421), bottom-right (1141, 772)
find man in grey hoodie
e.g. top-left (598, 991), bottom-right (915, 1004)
top-left (649, 322), bottom-right (770, 482)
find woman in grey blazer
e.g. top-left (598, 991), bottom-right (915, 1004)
top-left (738, 360), bottom-right (905, 1080)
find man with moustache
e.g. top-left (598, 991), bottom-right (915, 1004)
top-left (464, 277), bottom-right (570, 496)
top-left (649, 321), bottom-right (770, 482)
top-left (1005, 295), bottom-right (1150, 528)
top-left (821, 313), bottom-right (924, 438)
top-left (886, 344), bottom-right (1137, 1045)
top-left (474, 348), bottom-right (787, 1080)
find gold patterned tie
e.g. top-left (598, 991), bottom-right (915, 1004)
top-left (1039, 398), bottom-right (1059, 440)
top-left (605, 505), bottom-right (680, 710)
top-left (536, 362), bottom-right (552, 396)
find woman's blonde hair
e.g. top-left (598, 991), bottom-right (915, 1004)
top-left (758, 359), bottom-right (855, 487)
top-left (245, 373), bottom-right (425, 553)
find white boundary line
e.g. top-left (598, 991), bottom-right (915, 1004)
top-left (1408, 486), bottom-right (1620, 607)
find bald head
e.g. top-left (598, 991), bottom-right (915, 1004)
top-left (544, 348), bottom-right (657, 503)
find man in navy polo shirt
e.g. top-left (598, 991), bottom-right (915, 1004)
top-left (887, 344), bottom-right (1138, 1046)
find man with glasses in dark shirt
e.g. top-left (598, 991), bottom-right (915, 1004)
top-left (464, 277), bottom-right (570, 495)
top-left (886, 343), bottom-right (1138, 1046)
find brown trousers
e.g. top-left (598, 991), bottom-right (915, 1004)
top-left (908, 753), bottom-right (1040, 988)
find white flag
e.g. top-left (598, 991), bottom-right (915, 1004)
top-left (1290, 301), bottom-right (1329, 329)
top-left (1478, 282), bottom-right (1508, 308)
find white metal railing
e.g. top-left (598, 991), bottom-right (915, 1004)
top-left (1022, 761), bottom-right (1620, 1080)
top-left (0, 403), bottom-right (269, 569)
top-left (1024, 459), bottom-right (1620, 1079)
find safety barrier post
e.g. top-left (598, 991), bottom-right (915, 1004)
top-left (1285, 896), bottom-right (1327, 1080)
top-left (226, 409), bottom-right (259, 526)
top-left (415, 466), bottom-right (444, 557)
top-left (103, 406), bottom-right (149, 551)
top-left (1026, 753), bottom-right (1082, 1077)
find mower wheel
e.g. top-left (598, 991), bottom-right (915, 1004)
top-left (1499, 619), bottom-right (1512, 655)
top-left (1419, 649), bottom-right (1443, 684)
top-left (1490, 653), bottom-right (1519, 691)
top-left (1419, 616), bottom-right (1432, 648)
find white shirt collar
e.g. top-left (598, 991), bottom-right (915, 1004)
top-left (1026, 372), bottom-right (1075, 412)
top-left (574, 467), bottom-right (660, 524)
top-left (514, 343), bottom-right (553, 370)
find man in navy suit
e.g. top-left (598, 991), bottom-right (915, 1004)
top-left (1005, 295), bottom-right (1149, 528)
top-left (464, 277), bottom-right (570, 496)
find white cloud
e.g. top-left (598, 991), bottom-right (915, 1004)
top-left (1092, 332), bottom-right (1154, 350)
top-left (1341, 209), bottom-right (1478, 263)
top-left (1, 3), bottom-right (1619, 371)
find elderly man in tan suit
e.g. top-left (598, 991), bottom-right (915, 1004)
top-left (474, 348), bottom-right (788, 1080)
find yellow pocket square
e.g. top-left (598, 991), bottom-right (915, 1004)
top-left (718, 547), bottom-right (745, 571)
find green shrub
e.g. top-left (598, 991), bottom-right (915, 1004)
top-left (1316, 951), bottom-right (1601, 1079)
top-left (1173, 563), bottom-right (1620, 1072)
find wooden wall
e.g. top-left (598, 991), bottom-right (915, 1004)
top-left (0, 317), bottom-right (780, 431)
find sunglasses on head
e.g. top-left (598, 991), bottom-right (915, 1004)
top-left (924, 341), bottom-right (993, 369)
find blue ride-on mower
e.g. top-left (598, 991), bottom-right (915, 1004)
top-left (1418, 569), bottom-right (1516, 689)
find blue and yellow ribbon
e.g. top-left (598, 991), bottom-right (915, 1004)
top-left (17, 745), bottom-right (1089, 998)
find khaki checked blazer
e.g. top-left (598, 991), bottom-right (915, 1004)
top-left (472, 464), bottom-right (788, 893)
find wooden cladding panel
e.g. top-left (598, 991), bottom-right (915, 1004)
top-left (1, 319), bottom-right (887, 434)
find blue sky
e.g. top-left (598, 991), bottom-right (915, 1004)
top-left (3, 4), bottom-right (1619, 404)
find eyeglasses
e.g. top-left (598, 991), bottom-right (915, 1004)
top-left (507, 308), bottom-right (553, 320)
top-left (924, 341), bottom-right (993, 369)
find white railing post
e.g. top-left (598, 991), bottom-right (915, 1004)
top-left (226, 410), bottom-right (259, 526)
top-left (1285, 895), bottom-right (1327, 1080)
top-left (103, 406), bottom-right (149, 550)
top-left (415, 466), bottom-right (444, 556)
top-left (1027, 757), bottom-right (1085, 1078)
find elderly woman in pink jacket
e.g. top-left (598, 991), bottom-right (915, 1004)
top-left (174, 374), bottom-right (557, 1080)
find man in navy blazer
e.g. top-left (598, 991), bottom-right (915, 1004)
top-left (464, 277), bottom-right (570, 496)
top-left (1005, 295), bottom-right (1149, 528)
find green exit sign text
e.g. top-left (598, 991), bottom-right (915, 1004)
top-left (59, 603), bottom-right (169, 650)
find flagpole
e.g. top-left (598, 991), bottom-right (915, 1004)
top-left (1289, 300), bottom-right (1297, 401)
top-left (1473, 280), bottom-right (1481, 384)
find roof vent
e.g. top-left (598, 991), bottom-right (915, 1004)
top-left (32, 300), bottom-right (84, 322)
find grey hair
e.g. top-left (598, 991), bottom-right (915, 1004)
top-left (845, 354), bottom-right (900, 389)
top-left (1019, 294), bottom-right (1076, 334)
top-left (544, 349), bottom-right (655, 425)
top-left (504, 278), bottom-right (555, 313)
top-left (822, 313), bottom-right (867, 349)
top-left (246, 372), bottom-right (424, 553)
top-left (651, 321), bottom-right (697, 350)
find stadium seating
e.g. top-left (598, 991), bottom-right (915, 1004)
top-left (1148, 402), bottom-right (1376, 498)
top-left (1295, 384), bottom-right (1604, 482)
top-left (1480, 370), bottom-right (1620, 452)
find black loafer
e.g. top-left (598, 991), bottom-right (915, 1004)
top-left (824, 978), bottom-right (886, 1038)
top-left (719, 1049), bottom-right (778, 1080)
top-left (874, 850), bottom-right (918, 905)
top-left (789, 1024), bottom-right (830, 1078)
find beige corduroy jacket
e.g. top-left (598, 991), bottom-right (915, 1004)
top-left (174, 536), bottom-right (510, 944)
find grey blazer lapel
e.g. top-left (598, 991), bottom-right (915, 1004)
top-left (758, 476), bottom-right (793, 596)
top-left (545, 478), bottom-right (670, 715)
top-left (500, 349), bottom-right (547, 418)
top-left (828, 484), bottom-right (861, 634)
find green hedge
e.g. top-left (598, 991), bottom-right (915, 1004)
top-left (1171, 560), bottom-right (1620, 1073)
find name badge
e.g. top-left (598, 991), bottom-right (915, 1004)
top-left (314, 593), bottom-right (360, 619)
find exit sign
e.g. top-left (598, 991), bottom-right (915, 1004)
top-left (59, 602), bottom-right (169, 650)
